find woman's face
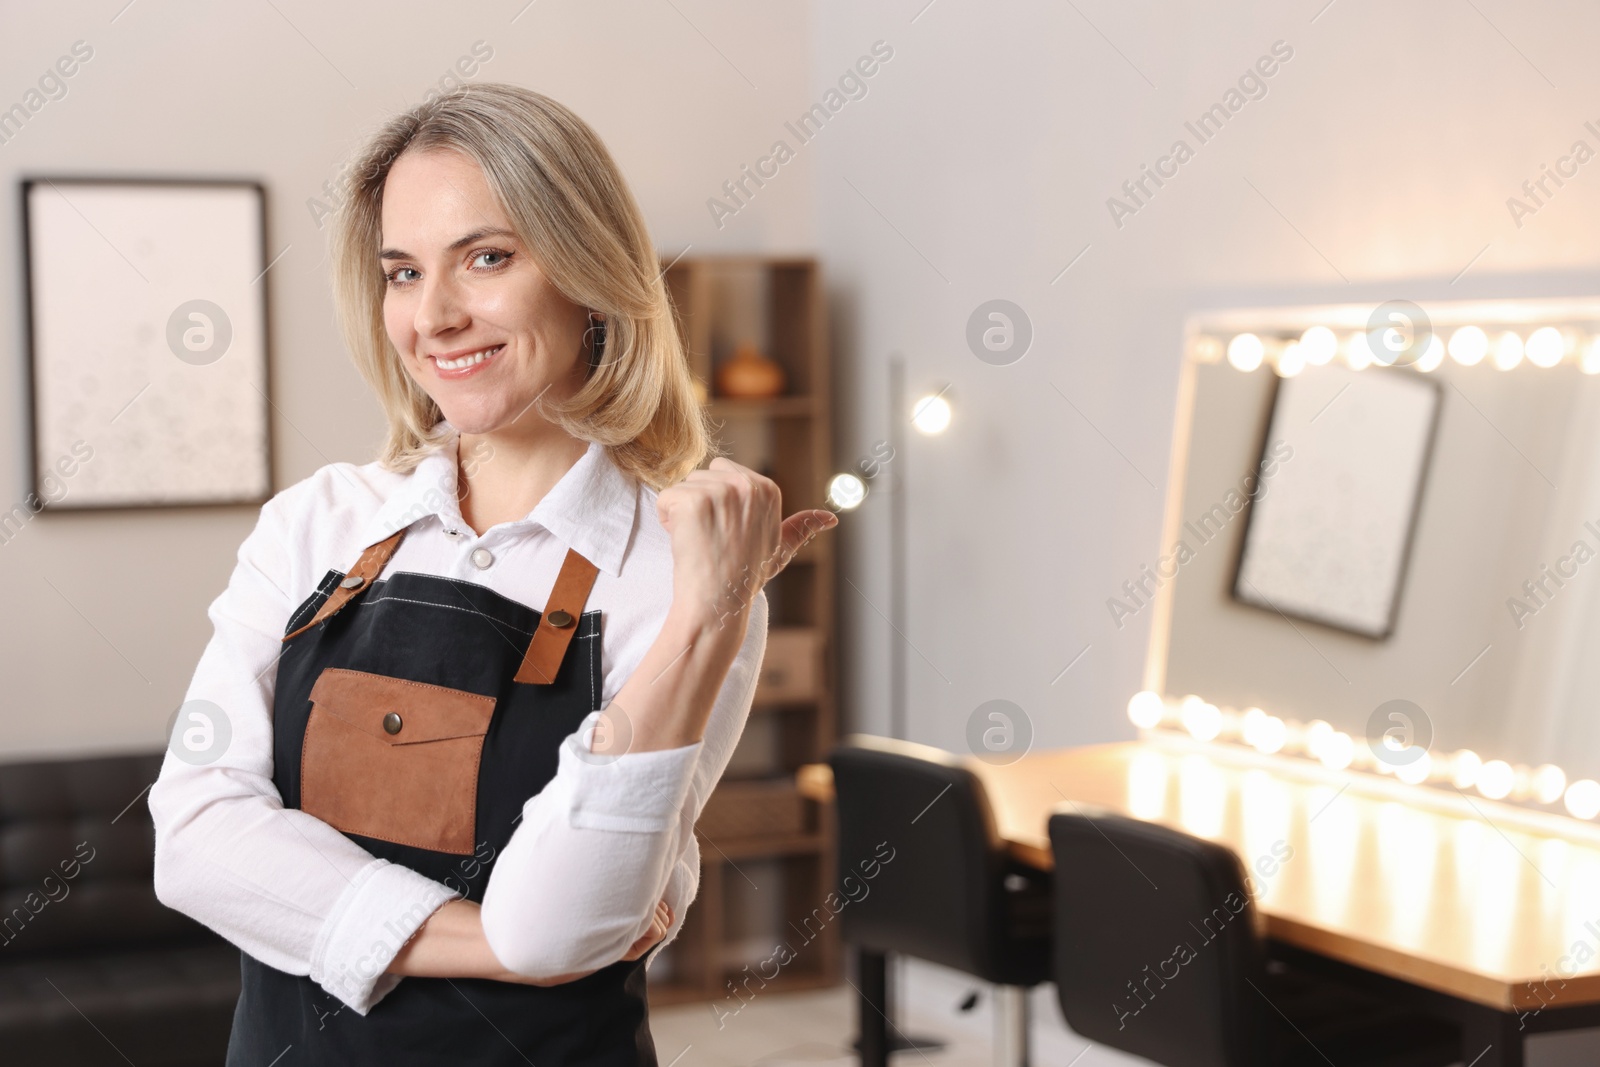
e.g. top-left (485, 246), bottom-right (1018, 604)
top-left (379, 148), bottom-right (591, 436)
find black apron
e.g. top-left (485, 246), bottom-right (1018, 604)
top-left (225, 523), bottom-right (658, 1066)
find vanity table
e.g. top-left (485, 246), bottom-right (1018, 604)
top-left (799, 737), bottom-right (1600, 1067)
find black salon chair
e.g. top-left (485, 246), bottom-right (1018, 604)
top-left (1048, 808), bottom-right (1461, 1067)
top-left (828, 735), bottom-right (1051, 1067)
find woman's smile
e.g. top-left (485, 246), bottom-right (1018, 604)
top-left (428, 342), bottom-right (506, 380)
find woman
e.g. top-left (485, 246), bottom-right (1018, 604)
top-left (149, 82), bottom-right (835, 1065)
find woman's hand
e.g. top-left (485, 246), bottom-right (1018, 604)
top-left (656, 457), bottom-right (837, 634)
top-left (607, 456), bottom-right (837, 756)
top-left (620, 898), bottom-right (673, 961)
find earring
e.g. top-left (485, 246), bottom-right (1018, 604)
top-left (585, 310), bottom-right (608, 370)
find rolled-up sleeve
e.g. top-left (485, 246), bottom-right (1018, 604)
top-left (148, 482), bottom-right (460, 1015)
top-left (479, 590), bottom-right (767, 978)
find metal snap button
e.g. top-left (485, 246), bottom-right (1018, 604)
top-left (470, 547), bottom-right (494, 569)
top-left (339, 575), bottom-right (366, 591)
top-left (382, 712), bottom-right (402, 735)
top-left (546, 609), bottom-right (574, 629)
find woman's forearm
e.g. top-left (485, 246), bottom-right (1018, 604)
top-left (607, 600), bottom-right (752, 754)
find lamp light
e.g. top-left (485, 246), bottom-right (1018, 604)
top-left (825, 473), bottom-right (867, 511)
top-left (910, 394), bottom-right (951, 435)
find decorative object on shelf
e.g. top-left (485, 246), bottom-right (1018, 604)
top-left (714, 340), bottom-right (786, 398)
top-left (21, 178), bottom-right (271, 510)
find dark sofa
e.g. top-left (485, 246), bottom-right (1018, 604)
top-left (0, 751), bottom-right (238, 1065)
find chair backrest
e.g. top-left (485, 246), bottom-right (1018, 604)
top-left (1049, 809), bottom-right (1267, 1067)
top-left (0, 752), bottom-right (216, 958)
top-left (827, 734), bottom-right (1011, 979)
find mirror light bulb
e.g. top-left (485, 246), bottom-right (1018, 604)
top-left (1416, 334), bottom-right (1445, 372)
top-left (1319, 731), bottom-right (1355, 771)
top-left (1300, 326), bottom-right (1337, 365)
top-left (1395, 751), bottom-right (1432, 785)
top-left (1492, 331), bottom-right (1524, 371)
top-left (1451, 750), bottom-right (1482, 789)
top-left (1228, 333), bottom-right (1264, 372)
top-left (1449, 326), bottom-right (1488, 366)
top-left (1276, 342), bottom-right (1307, 378)
top-left (910, 394), bottom-right (951, 435)
top-left (1180, 696), bottom-right (1222, 741)
top-left (1477, 759), bottom-right (1514, 800)
top-left (825, 473), bottom-right (867, 511)
top-left (1582, 338), bottom-right (1600, 375)
top-left (1304, 719), bottom-right (1334, 760)
top-left (1345, 332), bottom-right (1374, 370)
top-left (1128, 691), bottom-right (1165, 729)
top-left (1525, 327), bottom-right (1565, 368)
top-left (1566, 779), bottom-right (1600, 820)
top-left (1531, 764), bottom-right (1567, 805)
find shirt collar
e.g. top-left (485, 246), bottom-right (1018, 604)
top-left (360, 424), bottom-right (638, 577)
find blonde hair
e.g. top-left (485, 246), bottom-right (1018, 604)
top-left (329, 82), bottom-right (710, 489)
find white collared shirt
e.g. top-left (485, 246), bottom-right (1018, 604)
top-left (148, 426), bottom-right (767, 1013)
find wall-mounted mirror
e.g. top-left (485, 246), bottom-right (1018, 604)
top-left (1143, 297), bottom-right (1600, 815)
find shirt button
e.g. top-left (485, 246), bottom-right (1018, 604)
top-left (470, 547), bottom-right (494, 569)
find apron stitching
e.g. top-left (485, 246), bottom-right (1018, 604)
top-left (286, 571), bottom-right (343, 633)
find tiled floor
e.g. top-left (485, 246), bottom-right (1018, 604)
top-left (652, 958), bottom-right (1600, 1067)
top-left (648, 958), bottom-right (1129, 1067)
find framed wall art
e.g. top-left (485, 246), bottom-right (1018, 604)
top-left (21, 177), bottom-right (271, 510)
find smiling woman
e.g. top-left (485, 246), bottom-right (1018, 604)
top-left (148, 83), bottom-right (836, 1067)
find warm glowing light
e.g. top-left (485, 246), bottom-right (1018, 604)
top-left (1396, 751), bottom-right (1432, 785)
top-left (1181, 696), bottom-right (1223, 742)
top-left (1300, 326), bottom-right (1337, 365)
top-left (1478, 759), bottom-right (1515, 800)
top-left (1416, 334), bottom-right (1445, 372)
top-left (1582, 338), bottom-right (1600, 375)
top-left (1275, 342), bottom-right (1307, 378)
top-left (1449, 326), bottom-right (1488, 366)
top-left (1525, 326), bottom-right (1565, 368)
top-left (1228, 333), bottom-right (1265, 371)
top-left (1319, 731), bottom-right (1355, 771)
top-left (1128, 691), bottom-right (1165, 729)
top-left (1345, 332), bottom-right (1374, 370)
top-left (1532, 764), bottom-right (1567, 805)
top-left (1566, 779), bottom-right (1600, 820)
top-left (1452, 750), bottom-right (1482, 789)
top-left (825, 473), bottom-right (866, 511)
top-left (1304, 719), bottom-right (1334, 760)
top-left (1492, 331), bottom-right (1524, 370)
top-left (911, 394), bottom-right (951, 435)
top-left (1192, 335), bottom-right (1224, 363)
top-left (1252, 715), bottom-right (1287, 754)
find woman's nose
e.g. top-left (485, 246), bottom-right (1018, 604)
top-left (415, 275), bottom-right (470, 338)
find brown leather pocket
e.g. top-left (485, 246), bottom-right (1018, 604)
top-left (301, 667), bottom-right (497, 856)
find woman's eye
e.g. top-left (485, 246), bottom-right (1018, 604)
top-left (472, 250), bottom-right (512, 269)
top-left (386, 267), bottom-right (419, 286)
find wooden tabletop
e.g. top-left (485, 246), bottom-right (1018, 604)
top-left (797, 739), bottom-right (1600, 1011)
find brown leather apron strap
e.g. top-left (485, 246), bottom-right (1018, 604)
top-left (514, 548), bottom-right (600, 685)
top-left (281, 528), bottom-right (409, 643)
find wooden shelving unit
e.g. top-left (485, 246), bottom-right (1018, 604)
top-left (649, 254), bottom-right (840, 1007)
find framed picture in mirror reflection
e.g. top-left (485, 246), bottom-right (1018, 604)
top-left (1231, 363), bottom-right (1442, 639)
